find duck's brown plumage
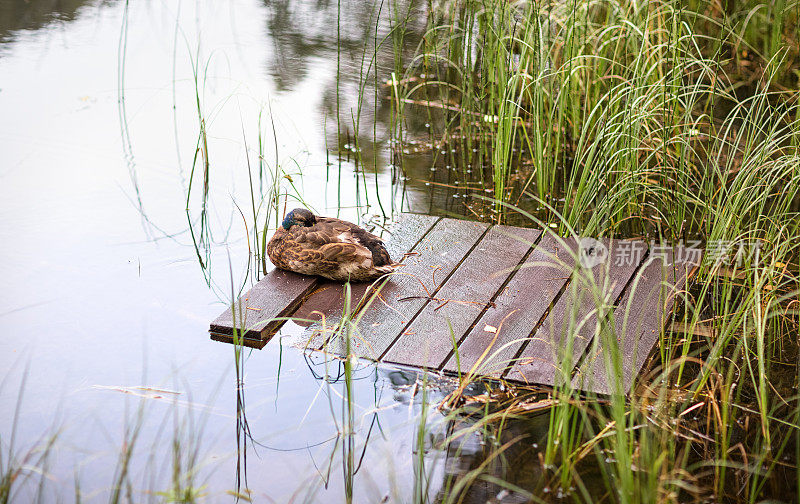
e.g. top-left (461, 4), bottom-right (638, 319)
top-left (267, 208), bottom-right (399, 282)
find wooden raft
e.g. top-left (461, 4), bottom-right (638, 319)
top-left (209, 214), bottom-right (700, 394)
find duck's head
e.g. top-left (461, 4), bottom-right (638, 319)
top-left (282, 208), bottom-right (316, 229)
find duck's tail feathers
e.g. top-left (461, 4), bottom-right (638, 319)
top-left (375, 262), bottom-right (404, 276)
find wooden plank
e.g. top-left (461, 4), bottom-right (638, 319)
top-left (442, 233), bottom-right (577, 377)
top-left (507, 239), bottom-right (648, 385)
top-left (383, 225), bottom-right (541, 370)
top-left (572, 248), bottom-right (699, 395)
top-left (290, 282), bottom-right (371, 330)
top-left (209, 269), bottom-right (319, 345)
top-left (297, 213), bottom-right (440, 350)
top-left (322, 218), bottom-right (490, 359)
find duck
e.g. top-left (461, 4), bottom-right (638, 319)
top-left (267, 208), bottom-right (400, 282)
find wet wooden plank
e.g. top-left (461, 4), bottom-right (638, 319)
top-left (296, 213), bottom-right (440, 350)
top-left (442, 233), bottom-right (577, 377)
top-left (323, 218), bottom-right (490, 359)
top-left (209, 269), bottom-right (319, 345)
top-left (383, 225), bottom-right (541, 370)
top-left (508, 239), bottom-right (648, 385)
top-left (572, 248), bottom-right (700, 395)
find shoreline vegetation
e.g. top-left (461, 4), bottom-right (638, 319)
top-left (384, 1), bottom-right (800, 501)
top-left (3, 0), bottom-right (800, 502)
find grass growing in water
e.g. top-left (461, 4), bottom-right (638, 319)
top-left (379, 0), bottom-right (800, 501)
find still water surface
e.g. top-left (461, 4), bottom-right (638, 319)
top-left (0, 1), bottom-right (545, 501)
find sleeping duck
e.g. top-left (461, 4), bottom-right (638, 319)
top-left (267, 208), bottom-right (400, 282)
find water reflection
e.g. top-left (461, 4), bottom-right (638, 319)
top-left (438, 409), bottom-right (549, 503)
top-left (0, 0), bottom-right (91, 46)
top-left (262, 0), bottom-right (445, 218)
top-left (230, 349), bottom-right (460, 501)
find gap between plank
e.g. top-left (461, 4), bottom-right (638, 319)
top-left (437, 229), bottom-right (546, 371)
top-left (567, 245), bottom-right (652, 383)
top-left (499, 247), bottom-right (576, 380)
top-left (377, 222), bottom-right (495, 362)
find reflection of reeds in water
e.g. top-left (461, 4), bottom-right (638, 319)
top-left (1, 368), bottom-right (221, 503)
top-left (117, 0), bottom-right (153, 242)
top-left (1, 368), bottom-right (57, 504)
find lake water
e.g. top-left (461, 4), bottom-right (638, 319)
top-left (0, 1), bottom-right (548, 502)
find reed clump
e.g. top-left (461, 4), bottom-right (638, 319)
top-left (384, 0), bottom-right (800, 502)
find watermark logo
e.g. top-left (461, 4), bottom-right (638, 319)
top-left (578, 237), bottom-right (608, 269)
top-left (608, 239), bottom-right (759, 267)
top-left (573, 238), bottom-right (760, 269)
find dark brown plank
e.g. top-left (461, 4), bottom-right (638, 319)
top-left (383, 225), bottom-right (542, 369)
top-left (508, 238), bottom-right (648, 385)
top-left (322, 217), bottom-right (490, 359)
top-left (443, 233), bottom-right (578, 377)
top-left (209, 269), bottom-right (319, 344)
top-left (298, 213), bottom-right (440, 350)
top-left (291, 282), bottom-right (371, 329)
top-left (572, 248), bottom-right (699, 395)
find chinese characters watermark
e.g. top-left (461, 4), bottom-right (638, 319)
top-left (576, 238), bottom-right (763, 269)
